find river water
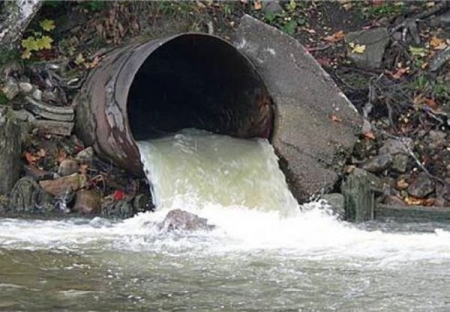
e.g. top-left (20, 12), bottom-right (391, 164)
top-left (1, 129), bottom-right (450, 311)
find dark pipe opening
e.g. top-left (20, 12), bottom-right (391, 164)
top-left (127, 34), bottom-right (273, 141)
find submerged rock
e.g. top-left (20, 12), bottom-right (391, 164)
top-left (73, 189), bottom-right (101, 214)
top-left (158, 209), bottom-right (215, 232)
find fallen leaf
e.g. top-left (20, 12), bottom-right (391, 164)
top-left (57, 149), bottom-right (67, 164)
top-left (24, 152), bottom-right (38, 165)
top-left (254, 0), bottom-right (262, 10)
top-left (389, 67), bottom-right (409, 79)
top-left (39, 19), bottom-right (55, 32)
top-left (430, 36), bottom-right (447, 50)
top-left (323, 30), bottom-right (345, 43)
top-left (331, 115), bottom-right (342, 122)
top-left (423, 97), bottom-right (437, 108)
top-left (363, 131), bottom-right (376, 140)
top-left (396, 179), bottom-right (409, 190)
top-left (351, 43), bottom-right (366, 54)
top-left (409, 46), bottom-right (428, 57)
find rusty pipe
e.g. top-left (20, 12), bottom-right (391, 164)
top-left (74, 33), bottom-right (273, 176)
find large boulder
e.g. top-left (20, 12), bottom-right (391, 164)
top-left (234, 15), bottom-right (362, 202)
top-left (158, 209), bottom-right (215, 232)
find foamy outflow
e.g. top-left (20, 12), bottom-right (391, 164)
top-left (136, 128), bottom-right (299, 216)
top-left (2, 129), bottom-right (450, 265)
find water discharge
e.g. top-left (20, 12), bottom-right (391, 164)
top-left (136, 128), bottom-right (298, 215)
top-left (1, 129), bottom-right (450, 311)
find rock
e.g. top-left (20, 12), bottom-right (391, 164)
top-left (407, 172), bottom-right (435, 198)
top-left (383, 195), bottom-right (407, 206)
top-left (158, 209), bottom-right (215, 232)
top-left (75, 147), bottom-right (94, 162)
top-left (30, 120), bottom-right (74, 136)
top-left (2, 77), bottom-right (19, 100)
top-left (73, 189), bottom-right (101, 214)
top-left (42, 89), bottom-right (58, 103)
top-left (32, 89), bottom-right (42, 101)
top-left (132, 193), bottom-right (153, 213)
top-left (0, 107), bottom-right (21, 195)
top-left (11, 109), bottom-right (35, 122)
top-left (8, 177), bottom-right (54, 213)
top-left (58, 159), bottom-right (79, 177)
top-left (263, 1), bottom-right (283, 14)
top-left (39, 173), bottom-right (85, 196)
top-left (391, 154), bottom-right (409, 173)
top-left (362, 154), bottom-right (392, 173)
top-left (235, 15), bottom-right (362, 202)
top-left (379, 137), bottom-right (414, 155)
top-left (18, 82), bottom-right (33, 94)
top-left (102, 199), bottom-right (135, 218)
top-left (345, 27), bottom-right (390, 69)
top-left (427, 130), bottom-right (447, 150)
top-left (320, 193), bottom-right (344, 218)
top-left (24, 165), bottom-right (57, 181)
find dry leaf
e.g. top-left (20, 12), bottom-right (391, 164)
top-left (363, 131), bottom-right (376, 140)
top-left (396, 179), bottom-right (409, 190)
top-left (331, 115), bottom-right (342, 122)
top-left (323, 30), bottom-right (345, 43)
top-left (430, 36), bottom-right (447, 50)
top-left (24, 152), bottom-right (38, 165)
top-left (389, 67), bottom-right (409, 79)
top-left (254, 0), bottom-right (262, 10)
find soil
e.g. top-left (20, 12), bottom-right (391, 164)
top-left (1, 0), bottom-right (450, 215)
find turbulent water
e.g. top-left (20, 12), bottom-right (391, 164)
top-left (1, 129), bottom-right (450, 311)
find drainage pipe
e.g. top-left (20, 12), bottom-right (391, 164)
top-left (74, 33), bottom-right (274, 176)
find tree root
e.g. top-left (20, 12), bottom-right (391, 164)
top-left (390, 1), bottom-right (450, 44)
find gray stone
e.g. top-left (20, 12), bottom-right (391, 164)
top-left (235, 15), bottom-right (362, 202)
top-left (1, 77), bottom-right (19, 100)
top-left (427, 130), bottom-right (447, 149)
top-left (407, 172), bottom-right (435, 198)
top-left (58, 159), bottom-right (79, 177)
top-left (362, 154), bottom-right (392, 173)
top-left (345, 27), bottom-right (390, 69)
top-left (11, 109), bottom-right (35, 122)
top-left (32, 89), bottom-right (42, 101)
top-left (320, 193), bottom-right (344, 218)
top-left (263, 1), bottom-right (283, 14)
top-left (42, 89), bottom-right (58, 103)
top-left (75, 147), bottom-right (94, 162)
top-left (391, 154), bottom-right (409, 173)
top-left (24, 96), bottom-right (74, 121)
top-left (158, 209), bottom-right (215, 232)
top-left (18, 82), bottom-right (33, 93)
top-left (379, 137), bottom-right (414, 155)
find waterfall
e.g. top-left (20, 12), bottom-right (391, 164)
top-left (136, 128), bottom-right (299, 217)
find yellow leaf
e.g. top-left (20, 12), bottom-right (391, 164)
top-left (21, 50), bottom-right (32, 59)
top-left (36, 36), bottom-right (53, 50)
top-left (40, 19), bottom-right (55, 32)
top-left (21, 36), bottom-right (38, 51)
top-left (351, 43), bottom-right (366, 54)
top-left (75, 53), bottom-right (85, 65)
